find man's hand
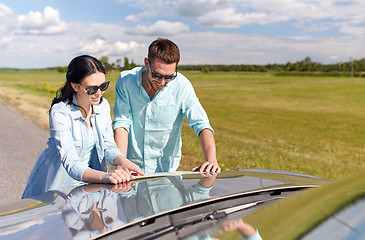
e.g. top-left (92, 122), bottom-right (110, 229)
top-left (219, 219), bottom-right (258, 238)
top-left (192, 161), bottom-right (221, 173)
top-left (114, 155), bottom-right (145, 176)
top-left (196, 129), bottom-right (220, 173)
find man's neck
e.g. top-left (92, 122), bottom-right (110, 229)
top-left (142, 70), bottom-right (158, 100)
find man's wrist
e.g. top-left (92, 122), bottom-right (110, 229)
top-left (206, 159), bottom-right (218, 164)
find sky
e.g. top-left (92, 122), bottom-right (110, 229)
top-left (0, 0), bottom-right (364, 68)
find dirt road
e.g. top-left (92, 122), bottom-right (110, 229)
top-left (0, 99), bottom-right (48, 204)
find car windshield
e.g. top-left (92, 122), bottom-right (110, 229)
top-left (0, 170), bottom-right (326, 240)
top-left (301, 197), bottom-right (365, 240)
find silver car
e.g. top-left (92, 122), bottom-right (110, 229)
top-left (0, 169), bottom-right (326, 239)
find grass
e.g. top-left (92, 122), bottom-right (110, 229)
top-left (179, 72), bottom-right (365, 180)
top-left (0, 70), bottom-right (364, 180)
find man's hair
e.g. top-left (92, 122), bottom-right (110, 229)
top-left (148, 38), bottom-right (180, 64)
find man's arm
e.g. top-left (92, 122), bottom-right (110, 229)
top-left (114, 127), bottom-right (129, 156)
top-left (192, 129), bottom-right (221, 173)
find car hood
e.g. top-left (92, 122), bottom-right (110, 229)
top-left (0, 169), bottom-right (326, 239)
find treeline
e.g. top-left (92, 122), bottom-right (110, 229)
top-left (57, 56), bottom-right (365, 75)
top-left (57, 56), bottom-right (137, 73)
top-left (179, 57), bottom-right (365, 74)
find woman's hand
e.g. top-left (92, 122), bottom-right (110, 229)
top-left (82, 167), bottom-right (134, 185)
top-left (103, 168), bottom-right (132, 184)
top-left (109, 182), bottom-right (135, 194)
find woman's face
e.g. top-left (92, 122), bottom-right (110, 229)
top-left (72, 71), bottom-right (107, 106)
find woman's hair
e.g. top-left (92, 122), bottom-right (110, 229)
top-left (50, 55), bottom-right (106, 111)
top-left (148, 38), bottom-right (180, 64)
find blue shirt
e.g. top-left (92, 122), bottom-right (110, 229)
top-left (119, 176), bottom-right (212, 222)
top-left (113, 66), bottom-right (213, 173)
top-left (22, 96), bottom-right (121, 199)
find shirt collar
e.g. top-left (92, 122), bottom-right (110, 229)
top-left (69, 95), bottom-right (82, 120)
top-left (137, 66), bottom-right (145, 87)
top-left (69, 94), bottom-right (101, 120)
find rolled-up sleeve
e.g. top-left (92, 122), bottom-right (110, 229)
top-left (182, 81), bottom-right (214, 136)
top-left (113, 73), bottom-right (132, 131)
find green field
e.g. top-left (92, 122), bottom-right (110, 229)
top-left (0, 69), bottom-right (364, 180)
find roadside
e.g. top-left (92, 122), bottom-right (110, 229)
top-left (0, 86), bottom-right (117, 195)
top-left (0, 96), bottom-right (48, 204)
top-left (0, 87), bottom-right (49, 131)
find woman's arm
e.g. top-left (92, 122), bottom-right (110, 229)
top-left (50, 106), bottom-right (88, 181)
top-left (82, 167), bottom-right (132, 184)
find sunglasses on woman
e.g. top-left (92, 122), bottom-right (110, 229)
top-left (79, 81), bottom-right (110, 95)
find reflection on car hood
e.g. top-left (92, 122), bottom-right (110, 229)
top-left (302, 197), bottom-right (365, 240)
top-left (0, 169), bottom-right (326, 239)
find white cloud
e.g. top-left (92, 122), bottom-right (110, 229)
top-left (114, 41), bottom-right (140, 54)
top-left (0, 4), bottom-right (15, 33)
top-left (329, 55), bottom-right (340, 60)
top-left (16, 6), bottom-right (67, 35)
top-left (126, 20), bottom-right (190, 36)
top-left (175, 32), bottom-right (365, 65)
top-left (0, 1), bottom-right (364, 69)
top-left (0, 37), bottom-right (12, 49)
top-left (78, 38), bottom-right (140, 57)
top-left (175, 0), bottom-right (222, 17)
top-left (198, 8), bottom-right (272, 28)
top-left (338, 24), bottom-right (365, 36)
top-left (0, 3), bottom-right (13, 18)
top-left (125, 11), bottom-right (157, 22)
top-left (173, 0), bottom-right (365, 36)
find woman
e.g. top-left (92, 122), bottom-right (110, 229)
top-left (22, 55), bottom-right (143, 199)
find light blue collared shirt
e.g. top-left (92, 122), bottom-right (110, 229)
top-left (22, 96), bottom-right (121, 199)
top-left (113, 66), bottom-right (214, 173)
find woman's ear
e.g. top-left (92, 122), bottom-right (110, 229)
top-left (70, 82), bottom-right (79, 92)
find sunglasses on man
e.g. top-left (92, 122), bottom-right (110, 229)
top-left (148, 60), bottom-right (177, 82)
top-left (78, 81), bottom-right (110, 95)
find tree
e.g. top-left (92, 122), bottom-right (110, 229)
top-left (304, 57), bottom-right (312, 65)
top-left (57, 66), bottom-right (68, 73)
top-left (124, 57), bottom-right (130, 70)
top-left (100, 56), bottom-right (113, 72)
top-left (116, 58), bottom-right (122, 69)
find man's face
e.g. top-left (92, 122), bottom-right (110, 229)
top-left (145, 58), bottom-right (177, 91)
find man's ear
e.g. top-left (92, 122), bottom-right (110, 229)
top-left (70, 82), bottom-right (79, 92)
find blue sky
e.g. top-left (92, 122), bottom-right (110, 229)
top-left (0, 0), bottom-right (364, 68)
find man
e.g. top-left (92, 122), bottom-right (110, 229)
top-left (113, 38), bottom-right (220, 174)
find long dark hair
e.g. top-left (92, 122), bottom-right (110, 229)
top-left (50, 55), bottom-right (106, 112)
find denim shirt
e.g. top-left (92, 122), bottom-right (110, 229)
top-left (113, 67), bottom-right (214, 173)
top-left (22, 96), bottom-right (121, 199)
